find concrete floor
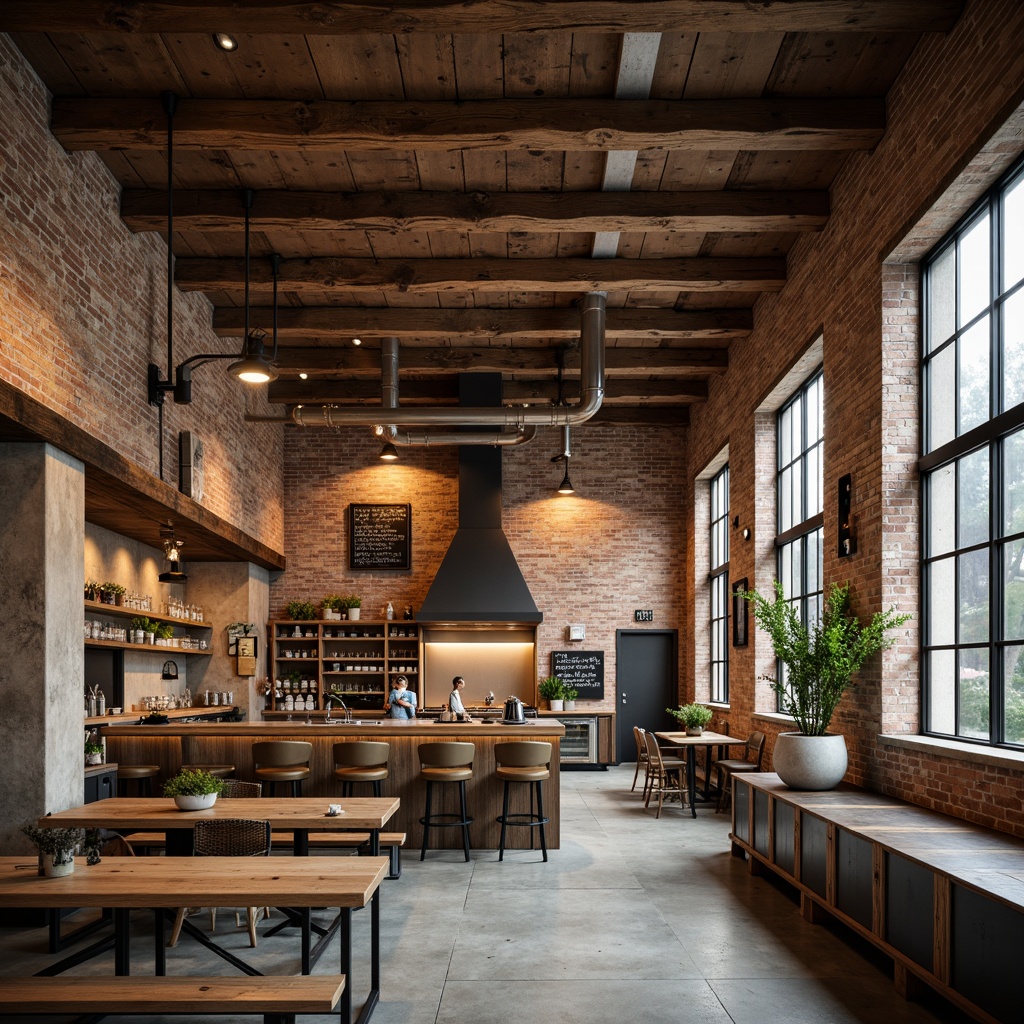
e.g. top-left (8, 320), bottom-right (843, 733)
top-left (1, 764), bottom-right (974, 1024)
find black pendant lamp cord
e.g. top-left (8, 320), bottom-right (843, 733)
top-left (159, 89), bottom-right (177, 482)
top-left (270, 252), bottom-right (280, 362)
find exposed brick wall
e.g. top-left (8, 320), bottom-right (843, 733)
top-left (684, 0), bottom-right (1024, 834)
top-left (273, 421), bottom-right (688, 713)
top-left (0, 37), bottom-right (284, 551)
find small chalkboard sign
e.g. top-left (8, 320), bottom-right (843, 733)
top-left (348, 503), bottom-right (412, 570)
top-left (551, 650), bottom-right (605, 700)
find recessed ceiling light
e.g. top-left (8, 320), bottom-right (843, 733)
top-left (299, 372), bottom-right (308, 380)
top-left (352, 337), bottom-right (362, 346)
top-left (213, 32), bottom-right (238, 51)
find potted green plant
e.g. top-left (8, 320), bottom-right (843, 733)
top-left (99, 581), bottom-right (125, 606)
top-left (163, 768), bottom-right (225, 811)
top-left (345, 595), bottom-right (362, 622)
top-left (84, 739), bottom-right (104, 766)
top-left (745, 580), bottom-right (910, 790)
top-left (20, 823), bottom-right (85, 877)
top-left (562, 686), bottom-right (579, 711)
top-left (84, 580), bottom-right (100, 602)
top-left (155, 622), bottom-right (175, 646)
top-left (667, 702), bottom-right (714, 735)
top-left (322, 595), bottom-right (344, 620)
top-left (538, 676), bottom-right (565, 711)
top-left (286, 600), bottom-right (318, 621)
top-left (130, 616), bottom-right (152, 644)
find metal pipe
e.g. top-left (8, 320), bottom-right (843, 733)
top-left (244, 293), bottom-right (606, 430)
top-left (388, 425), bottom-right (537, 447)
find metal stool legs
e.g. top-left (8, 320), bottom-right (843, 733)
top-left (419, 780), bottom-right (472, 861)
top-left (496, 778), bottom-right (548, 862)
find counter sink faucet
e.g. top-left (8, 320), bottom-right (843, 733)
top-left (325, 693), bottom-right (351, 722)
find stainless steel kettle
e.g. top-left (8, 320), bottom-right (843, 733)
top-left (502, 695), bottom-right (526, 724)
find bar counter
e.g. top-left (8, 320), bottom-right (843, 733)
top-left (102, 719), bottom-right (564, 851)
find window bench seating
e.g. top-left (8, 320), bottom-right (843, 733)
top-left (0, 974), bottom-right (345, 1023)
top-left (731, 772), bottom-right (1024, 1024)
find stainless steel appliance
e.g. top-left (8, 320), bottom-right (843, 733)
top-left (502, 696), bottom-right (526, 725)
top-left (559, 716), bottom-right (598, 763)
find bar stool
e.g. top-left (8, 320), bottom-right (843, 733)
top-left (252, 741), bottom-right (312, 797)
top-left (494, 741), bottom-right (551, 862)
top-left (116, 764), bottom-right (160, 797)
top-left (333, 741), bottom-right (390, 797)
top-left (418, 741), bottom-right (474, 861)
top-left (180, 735), bottom-right (235, 779)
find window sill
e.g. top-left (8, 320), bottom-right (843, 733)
top-left (878, 733), bottom-right (1024, 771)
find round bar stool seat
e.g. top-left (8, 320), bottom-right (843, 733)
top-left (252, 741), bottom-right (312, 797)
top-left (333, 741), bottom-right (390, 797)
top-left (494, 741), bottom-right (552, 862)
top-left (418, 741), bottom-right (474, 861)
top-left (116, 764), bottom-right (160, 797)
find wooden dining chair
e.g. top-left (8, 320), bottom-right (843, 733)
top-left (168, 818), bottom-right (271, 949)
top-left (642, 731), bottom-right (688, 819)
top-left (714, 731), bottom-right (766, 812)
top-left (630, 726), bottom-right (649, 794)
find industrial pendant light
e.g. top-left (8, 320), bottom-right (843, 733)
top-left (557, 466), bottom-right (575, 495)
top-left (379, 441), bottom-right (399, 461)
top-left (229, 194), bottom-right (278, 384)
top-left (158, 524), bottom-right (188, 583)
top-left (551, 351), bottom-right (576, 494)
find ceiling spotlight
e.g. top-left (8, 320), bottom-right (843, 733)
top-left (557, 468), bottom-right (575, 495)
top-left (213, 32), bottom-right (238, 51)
top-left (352, 337), bottom-right (362, 346)
top-left (229, 329), bottom-right (279, 384)
top-left (379, 441), bottom-right (399, 462)
top-left (299, 372), bottom-right (308, 380)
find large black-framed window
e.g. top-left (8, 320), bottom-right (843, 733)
top-left (922, 156), bottom-right (1024, 747)
top-left (776, 368), bottom-right (824, 709)
top-left (709, 464), bottom-right (729, 703)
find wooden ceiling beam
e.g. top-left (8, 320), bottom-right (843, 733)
top-left (181, 257), bottom-right (784, 295)
top-left (267, 378), bottom-right (709, 405)
top-left (122, 188), bottom-right (830, 234)
top-left (51, 97), bottom-right (885, 153)
top-left (212, 307), bottom-right (751, 340)
top-left (0, 2), bottom-right (963, 35)
top-left (268, 346), bottom-right (729, 375)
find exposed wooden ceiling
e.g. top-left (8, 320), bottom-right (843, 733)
top-left (4, 1), bottom-right (962, 431)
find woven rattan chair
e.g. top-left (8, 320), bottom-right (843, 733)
top-left (714, 731), bottom-right (766, 812)
top-left (642, 731), bottom-right (688, 819)
top-left (168, 818), bottom-right (271, 949)
top-left (221, 778), bottom-right (263, 799)
top-left (333, 741), bottom-right (390, 797)
top-left (630, 726), bottom-right (649, 794)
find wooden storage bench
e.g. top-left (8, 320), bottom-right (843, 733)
top-left (0, 974), bottom-right (345, 1023)
top-left (731, 772), bottom-right (1024, 1024)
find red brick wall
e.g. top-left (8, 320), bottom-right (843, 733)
top-left (685, 0), bottom-right (1024, 834)
top-left (0, 37), bottom-right (284, 551)
top-left (273, 421), bottom-right (688, 713)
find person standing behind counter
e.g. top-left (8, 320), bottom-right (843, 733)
top-left (385, 676), bottom-right (417, 719)
top-left (448, 676), bottom-right (469, 719)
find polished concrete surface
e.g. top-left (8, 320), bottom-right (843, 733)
top-left (0, 765), bottom-right (973, 1023)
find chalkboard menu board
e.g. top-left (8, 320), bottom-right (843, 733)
top-left (551, 650), bottom-right (605, 699)
top-left (348, 503), bottom-right (412, 570)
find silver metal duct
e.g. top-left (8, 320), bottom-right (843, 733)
top-left (244, 292), bottom-right (606, 432)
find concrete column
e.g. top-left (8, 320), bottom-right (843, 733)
top-left (0, 443), bottom-right (85, 853)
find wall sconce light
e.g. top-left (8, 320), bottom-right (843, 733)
top-left (732, 516), bottom-right (750, 541)
top-left (212, 32), bottom-right (238, 51)
top-left (158, 524), bottom-right (188, 583)
top-left (838, 473), bottom-right (856, 557)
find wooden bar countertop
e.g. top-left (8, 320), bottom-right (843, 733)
top-left (102, 718), bottom-right (563, 851)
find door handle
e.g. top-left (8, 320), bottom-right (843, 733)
top-left (620, 692), bottom-right (627, 704)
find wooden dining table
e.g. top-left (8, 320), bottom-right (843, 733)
top-left (654, 731), bottom-right (750, 818)
top-left (0, 854), bottom-right (388, 1024)
top-left (39, 796), bottom-right (400, 856)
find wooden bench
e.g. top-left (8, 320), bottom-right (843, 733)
top-left (127, 830), bottom-right (406, 879)
top-left (0, 974), bottom-right (345, 1023)
top-left (732, 772), bottom-right (1024, 1024)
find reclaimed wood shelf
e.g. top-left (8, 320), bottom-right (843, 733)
top-left (85, 638), bottom-right (212, 656)
top-left (84, 600), bottom-right (212, 629)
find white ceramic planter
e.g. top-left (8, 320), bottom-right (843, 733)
top-left (549, 699), bottom-right (564, 712)
top-left (772, 732), bottom-right (848, 790)
top-left (685, 726), bottom-right (704, 736)
top-left (563, 700), bottom-right (576, 711)
top-left (173, 792), bottom-right (218, 811)
top-left (347, 607), bottom-right (361, 621)
top-left (43, 854), bottom-right (75, 877)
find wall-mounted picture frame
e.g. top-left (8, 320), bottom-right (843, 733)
top-left (732, 578), bottom-right (749, 647)
top-left (236, 636), bottom-right (257, 659)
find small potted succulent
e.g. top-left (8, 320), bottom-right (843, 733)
top-left (322, 595), bottom-right (345, 620)
top-left (84, 739), bottom-right (104, 766)
top-left (344, 595), bottom-right (362, 622)
top-left (21, 823), bottom-right (85, 877)
top-left (562, 685), bottom-right (579, 712)
top-left (539, 675), bottom-right (565, 712)
top-left (163, 768), bottom-right (224, 811)
top-left (667, 703), bottom-right (714, 736)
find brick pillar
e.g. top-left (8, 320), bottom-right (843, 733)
top-left (0, 443), bottom-right (85, 853)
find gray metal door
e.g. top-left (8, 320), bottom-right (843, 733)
top-left (615, 630), bottom-right (678, 763)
